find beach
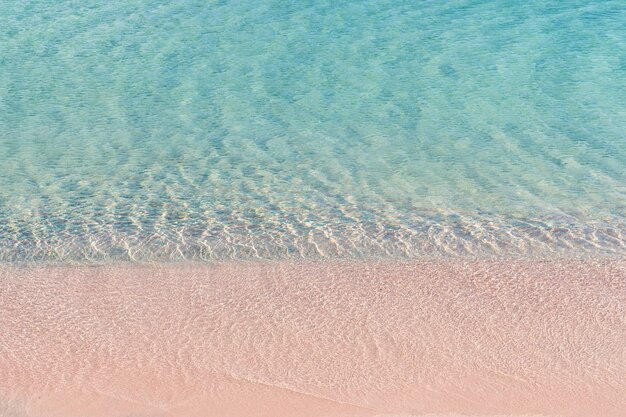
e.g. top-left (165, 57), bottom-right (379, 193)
top-left (2, 259), bottom-right (625, 417)
top-left (1, 1), bottom-right (625, 415)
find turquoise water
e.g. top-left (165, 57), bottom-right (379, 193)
top-left (0, 0), bottom-right (624, 262)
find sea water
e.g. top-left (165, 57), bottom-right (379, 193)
top-left (0, 0), bottom-right (624, 262)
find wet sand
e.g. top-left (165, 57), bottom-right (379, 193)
top-left (1, 260), bottom-right (625, 417)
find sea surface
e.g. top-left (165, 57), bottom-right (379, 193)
top-left (1, 0), bottom-right (625, 262)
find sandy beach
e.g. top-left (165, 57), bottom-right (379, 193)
top-left (2, 0), bottom-right (625, 416)
top-left (1, 259), bottom-right (625, 417)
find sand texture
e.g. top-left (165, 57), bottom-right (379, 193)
top-left (1, 260), bottom-right (625, 417)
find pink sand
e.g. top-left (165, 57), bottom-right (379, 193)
top-left (1, 260), bottom-right (625, 417)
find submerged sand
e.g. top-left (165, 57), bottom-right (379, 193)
top-left (1, 260), bottom-right (625, 417)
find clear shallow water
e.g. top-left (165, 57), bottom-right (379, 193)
top-left (0, 0), bottom-right (624, 262)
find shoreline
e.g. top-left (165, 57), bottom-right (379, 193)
top-left (1, 259), bottom-right (625, 417)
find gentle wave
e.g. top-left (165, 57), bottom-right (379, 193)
top-left (1, 0), bottom-right (625, 263)
top-left (1, 215), bottom-right (625, 263)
